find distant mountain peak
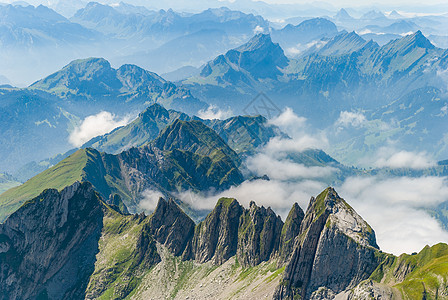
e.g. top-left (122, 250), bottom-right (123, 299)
top-left (318, 31), bottom-right (368, 56)
top-left (408, 30), bottom-right (435, 49)
top-left (386, 30), bottom-right (436, 52)
top-left (236, 33), bottom-right (273, 52)
top-left (66, 57), bottom-right (112, 72)
top-left (389, 10), bottom-right (402, 18)
top-left (362, 10), bottom-right (387, 20)
top-left (335, 8), bottom-right (353, 20)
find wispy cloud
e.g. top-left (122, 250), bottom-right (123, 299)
top-left (69, 111), bottom-right (131, 147)
top-left (268, 107), bottom-right (329, 150)
top-left (176, 179), bottom-right (326, 220)
top-left (139, 189), bottom-right (165, 212)
top-left (197, 105), bottom-right (233, 120)
top-left (374, 148), bottom-right (436, 169)
top-left (336, 111), bottom-right (367, 128)
top-left (253, 25), bottom-right (265, 35)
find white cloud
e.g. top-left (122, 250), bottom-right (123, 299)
top-left (197, 105), bottom-right (233, 120)
top-left (176, 179), bottom-right (326, 220)
top-left (69, 111), bottom-right (131, 147)
top-left (358, 29), bottom-right (373, 35)
top-left (374, 149), bottom-right (436, 169)
top-left (285, 40), bottom-right (327, 57)
top-left (253, 25), bottom-right (265, 34)
top-left (268, 107), bottom-right (328, 149)
top-left (285, 46), bottom-right (302, 56)
top-left (246, 153), bottom-right (335, 180)
top-left (139, 189), bottom-right (165, 212)
top-left (338, 176), bottom-right (448, 255)
top-left (400, 31), bottom-right (415, 36)
top-left (336, 111), bottom-right (367, 128)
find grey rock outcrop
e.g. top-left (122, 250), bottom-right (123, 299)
top-left (0, 182), bottom-right (104, 300)
top-left (335, 280), bottom-right (397, 300)
top-left (278, 202), bottom-right (305, 264)
top-left (237, 201), bottom-right (284, 267)
top-left (274, 187), bottom-right (379, 300)
top-left (192, 198), bottom-right (244, 264)
top-left (148, 197), bottom-right (195, 257)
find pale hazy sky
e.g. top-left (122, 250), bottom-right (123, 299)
top-left (5, 0), bottom-right (448, 6)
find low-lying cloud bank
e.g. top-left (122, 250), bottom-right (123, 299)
top-left (176, 175), bottom-right (448, 256)
top-left (69, 111), bottom-right (131, 147)
top-left (139, 107), bottom-right (448, 256)
top-left (339, 176), bottom-right (448, 255)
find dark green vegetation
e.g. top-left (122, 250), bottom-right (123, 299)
top-left (371, 243), bottom-right (448, 299)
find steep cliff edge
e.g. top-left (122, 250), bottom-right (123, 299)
top-left (0, 182), bottom-right (104, 300)
top-left (274, 187), bottom-right (379, 300)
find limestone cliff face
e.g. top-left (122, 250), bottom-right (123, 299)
top-left (191, 198), bottom-right (288, 267)
top-left (278, 203), bottom-right (304, 264)
top-left (192, 198), bottom-right (244, 264)
top-left (148, 197), bottom-right (195, 257)
top-left (274, 187), bottom-right (379, 300)
top-left (237, 201), bottom-right (284, 267)
top-left (0, 182), bottom-right (104, 300)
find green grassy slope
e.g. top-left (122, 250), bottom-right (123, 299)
top-left (0, 149), bottom-right (88, 222)
top-left (371, 243), bottom-right (448, 299)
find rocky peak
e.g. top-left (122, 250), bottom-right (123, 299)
top-left (402, 30), bottom-right (435, 50)
top-left (201, 33), bottom-right (288, 81)
top-left (295, 18), bottom-right (338, 35)
top-left (0, 182), bottom-right (104, 299)
top-left (335, 8), bottom-right (353, 20)
top-left (139, 103), bottom-right (170, 122)
top-left (192, 197), bottom-right (244, 264)
top-left (318, 31), bottom-right (368, 56)
top-left (274, 187), bottom-right (379, 299)
top-left (237, 202), bottom-right (284, 267)
top-left (73, 1), bottom-right (118, 20)
top-left (152, 119), bottom-right (241, 165)
top-left (381, 30), bottom-right (436, 58)
top-left (148, 197), bottom-right (195, 257)
top-left (116, 64), bottom-right (166, 90)
top-left (278, 202), bottom-right (305, 263)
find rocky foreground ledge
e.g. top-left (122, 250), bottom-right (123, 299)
top-left (0, 182), bottom-right (447, 299)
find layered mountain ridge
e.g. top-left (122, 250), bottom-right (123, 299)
top-left (0, 57), bottom-right (206, 173)
top-left (183, 30), bottom-right (448, 162)
top-left (0, 118), bottom-right (244, 222)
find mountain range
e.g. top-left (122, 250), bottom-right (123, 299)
top-left (1, 182), bottom-right (447, 299)
top-left (0, 58), bottom-right (205, 173)
top-left (183, 31), bottom-right (448, 164)
top-left (0, 2), bottom-right (448, 299)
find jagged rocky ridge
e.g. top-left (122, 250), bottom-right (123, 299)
top-left (83, 103), bottom-right (282, 157)
top-left (1, 182), bottom-right (448, 299)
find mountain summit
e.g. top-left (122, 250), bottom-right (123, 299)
top-left (199, 33), bottom-right (288, 82)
